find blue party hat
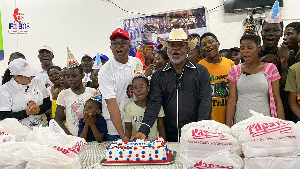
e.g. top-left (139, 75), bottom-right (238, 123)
top-left (266, 0), bottom-right (282, 23)
top-left (92, 52), bottom-right (102, 69)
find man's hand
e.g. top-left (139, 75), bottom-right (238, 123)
top-left (121, 135), bottom-right (129, 141)
top-left (260, 54), bottom-right (280, 65)
top-left (278, 44), bottom-right (290, 68)
top-left (130, 132), bottom-right (146, 140)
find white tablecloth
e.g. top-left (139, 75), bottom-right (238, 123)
top-left (79, 141), bottom-right (183, 169)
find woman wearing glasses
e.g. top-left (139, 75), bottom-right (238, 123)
top-left (0, 58), bottom-right (51, 129)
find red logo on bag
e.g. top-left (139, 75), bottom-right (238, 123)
top-left (193, 160), bottom-right (234, 169)
top-left (191, 129), bottom-right (228, 140)
top-left (53, 141), bottom-right (86, 154)
top-left (247, 121), bottom-right (292, 137)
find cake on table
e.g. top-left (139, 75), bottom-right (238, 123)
top-left (104, 136), bottom-right (171, 163)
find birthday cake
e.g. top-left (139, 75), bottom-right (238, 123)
top-left (104, 136), bottom-right (171, 163)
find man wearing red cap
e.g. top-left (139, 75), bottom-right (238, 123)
top-left (98, 28), bottom-right (143, 141)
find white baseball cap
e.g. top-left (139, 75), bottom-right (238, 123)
top-left (8, 58), bottom-right (37, 77)
top-left (38, 45), bottom-right (53, 53)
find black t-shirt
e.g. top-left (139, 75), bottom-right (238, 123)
top-left (258, 48), bottom-right (282, 74)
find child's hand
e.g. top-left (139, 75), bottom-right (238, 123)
top-left (88, 113), bottom-right (96, 125)
top-left (52, 88), bottom-right (60, 100)
top-left (83, 111), bottom-right (90, 125)
top-left (144, 64), bottom-right (154, 77)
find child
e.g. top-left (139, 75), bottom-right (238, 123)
top-left (48, 66), bottom-right (64, 95)
top-left (226, 33), bottom-right (284, 127)
top-left (124, 72), bottom-right (165, 140)
top-left (51, 67), bottom-right (69, 122)
top-left (285, 33), bottom-right (300, 122)
top-left (55, 60), bottom-right (96, 136)
top-left (86, 69), bottom-right (99, 89)
top-left (199, 32), bottom-right (235, 124)
top-left (78, 91), bottom-right (107, 142)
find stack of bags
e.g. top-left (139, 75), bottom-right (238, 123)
top-left (180, 120), bottom-right (244, 169)
top-left (0, 118), bottom-right (85, 169)
top-left (232, 110), bottom-right (300, 169)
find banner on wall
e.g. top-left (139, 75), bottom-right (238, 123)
top-left (0, 6), bottom-right (3, 61)
top-left (123, 7), bottom-right (207, 57)
top-left (8, 8), bottom-right (30, 34)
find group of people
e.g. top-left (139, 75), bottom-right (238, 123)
top-left (1, 15), bottom-right (300, 144)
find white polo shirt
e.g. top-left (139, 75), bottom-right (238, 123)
top-left (35, 65), bottom-right (53, 87)
top-left (56, 87), bottom-right (96, 136)
top-left (0, 78), bottom-right (49, 129)
top-left (98, 56), bottom-right (143, 135)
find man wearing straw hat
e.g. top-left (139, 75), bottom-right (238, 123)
top-left (131, 28), bottom-right (212, 142)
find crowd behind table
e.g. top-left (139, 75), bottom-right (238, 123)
top-left (1, 1), bottom-right (300, 168)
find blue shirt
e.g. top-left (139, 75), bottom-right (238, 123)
top-left (78, 115), bottom-right (108, 142)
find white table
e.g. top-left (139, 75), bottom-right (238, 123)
top-left (79, 141), bottom-right (183, 169)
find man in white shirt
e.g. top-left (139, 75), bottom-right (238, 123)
top-left (81, 54), bottom-right (93, 85)
top-left (35, 45), bottom-right (55, 88)
top-left (98, 28), bottom-right (143, 141)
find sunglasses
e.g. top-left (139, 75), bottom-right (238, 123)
top-left (110, 41), bottom-right (129, 47)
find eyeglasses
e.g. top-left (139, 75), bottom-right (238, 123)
top-left (110, 41), bottom-right (129, 47)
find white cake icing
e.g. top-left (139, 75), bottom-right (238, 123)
top-left (104, 136), bottom-right (170, 162)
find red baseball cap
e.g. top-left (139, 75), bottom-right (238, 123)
top-left (109, 28), bottom-right (130, 41)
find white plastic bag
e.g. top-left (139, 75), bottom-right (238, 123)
top-left (0, 132), bottom-right (16, 143)
top-left (25, 125), bottom-right (86, 155)
top-left (181, 120), bottom-right (241, 157)
top-left (244, 157), bottom-right (300, 169)
top-left (0, 142), bottom-right (27, 167)
top-left (49, 119), bottom-right (67, 134)
top-left (182, 151), bottom-right (244, 169)
top-left (232, 110), bottom-right (300, 157)
top-left (13, 141), bottom-right (77, 169)
top-left (0, 118), bottom-right (30, 142)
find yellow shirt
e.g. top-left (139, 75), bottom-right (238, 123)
top-left (52, 89), bottom-right (66, 125)
top-left (198, 57), bottom-right (234, 124)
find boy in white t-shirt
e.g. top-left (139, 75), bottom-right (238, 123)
top-left (55, 60), bottom-right (96, 136)
top-left (0, 59), bottom-right (51, 129)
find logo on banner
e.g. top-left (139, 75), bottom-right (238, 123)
top-left (8, 8), bottom-right (30, 34)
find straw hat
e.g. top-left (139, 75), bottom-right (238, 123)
top-left (159, 28), bottom-right (197, 50)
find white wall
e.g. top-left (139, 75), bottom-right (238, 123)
top-left (0, 0), bottom-right (299, 75)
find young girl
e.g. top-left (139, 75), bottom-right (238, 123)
top-left (226, 34), bottom-right (284, 127)
top-left (124, 73), bottom-right (165, 140)
top-left (55, 61), bottom-right (96, 136)
top-left (78, 91), bottom-right (107, 142)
